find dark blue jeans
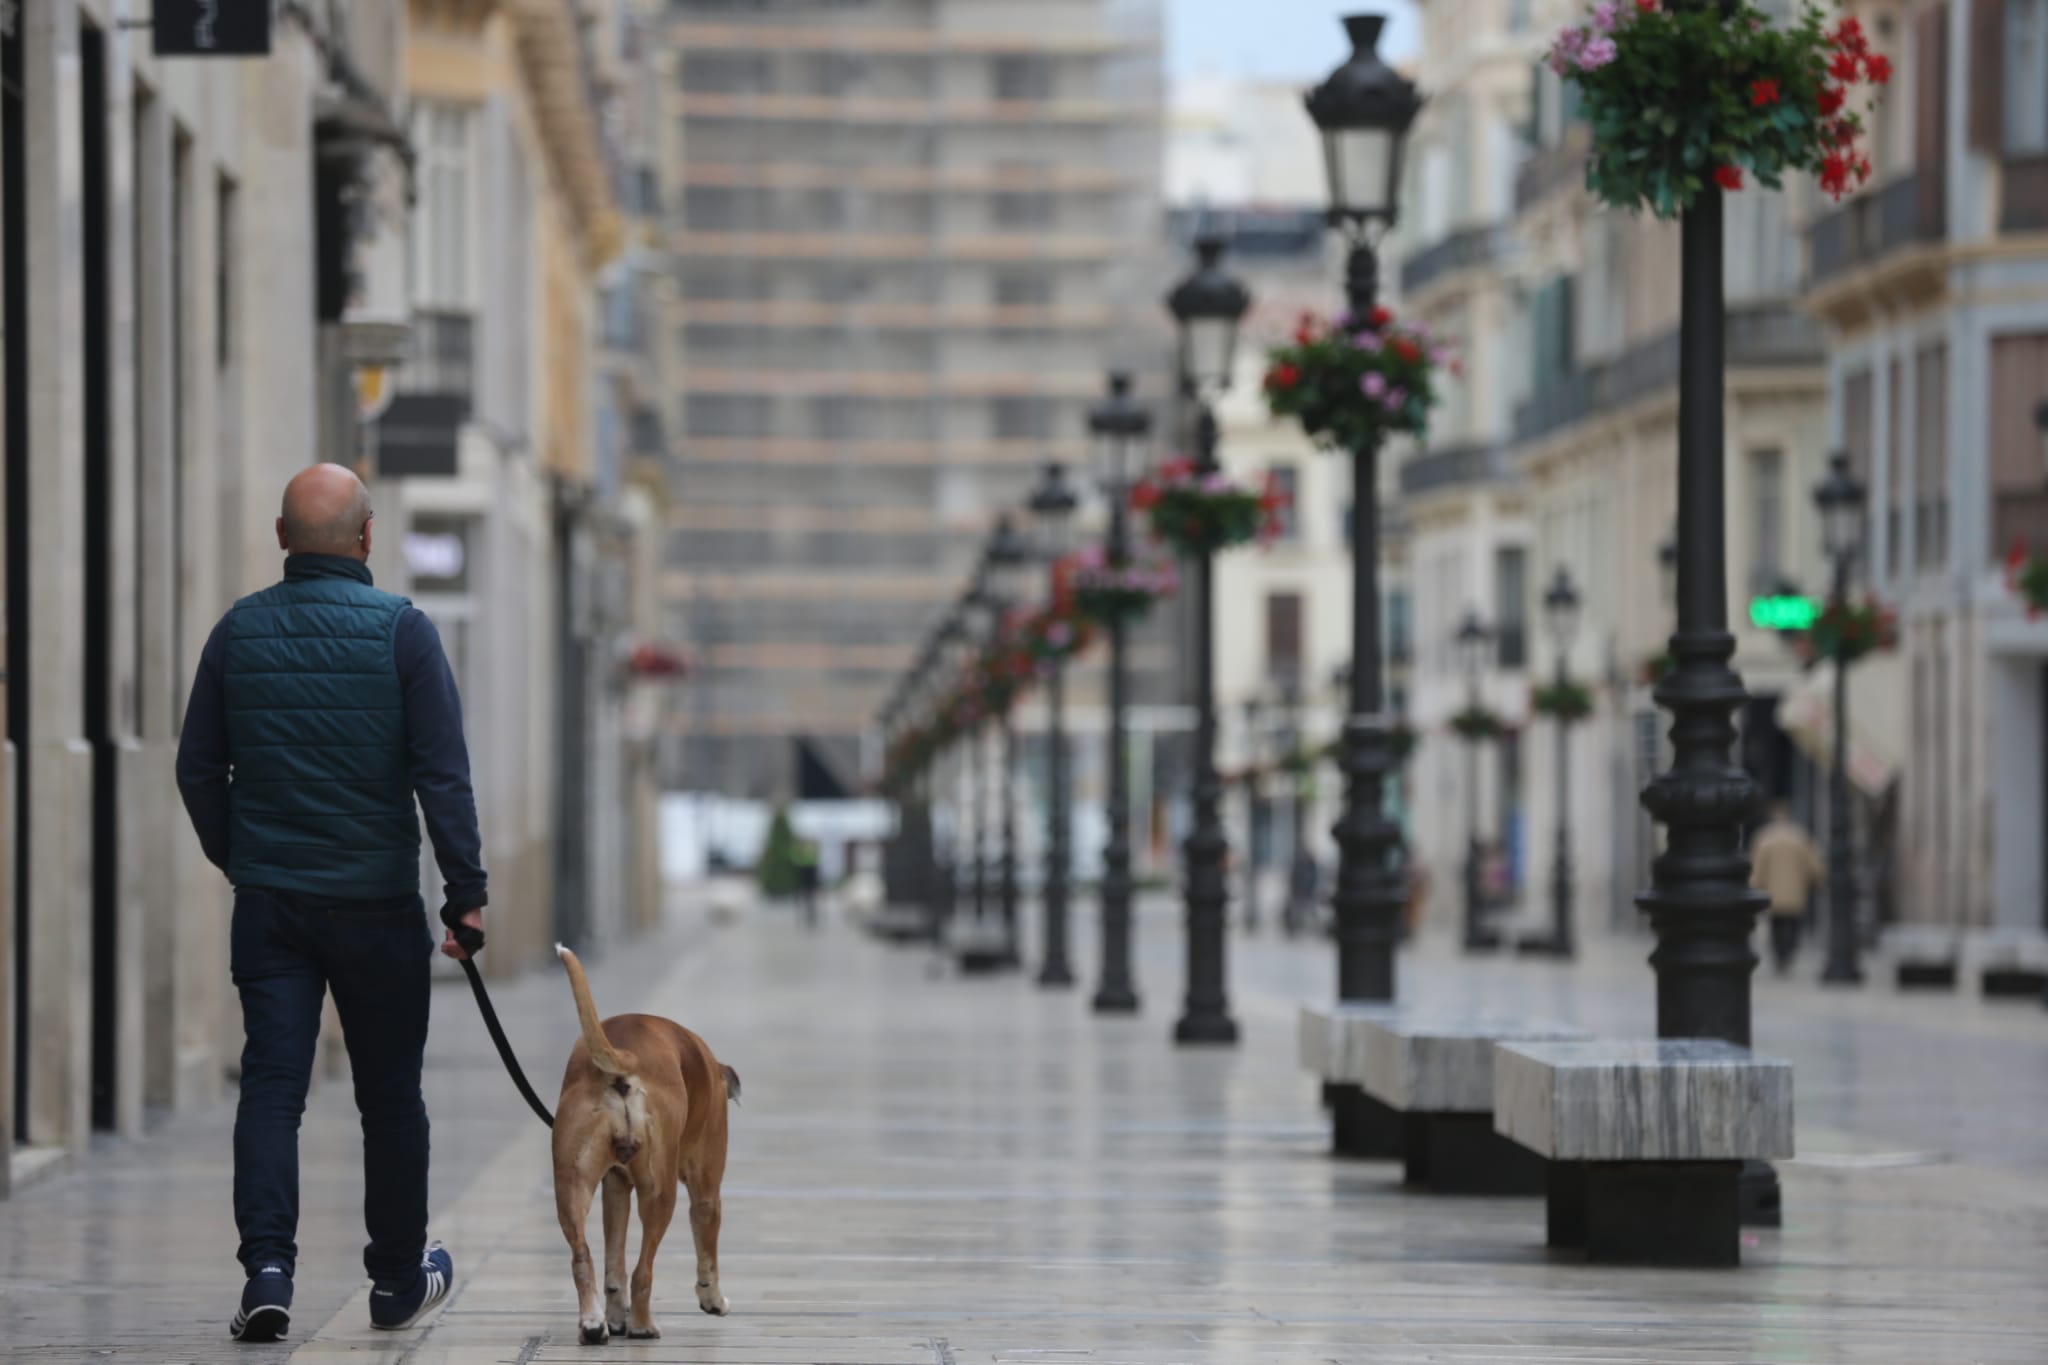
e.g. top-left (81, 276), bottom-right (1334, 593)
top-left (231, 886), bottom-right (433, 1284)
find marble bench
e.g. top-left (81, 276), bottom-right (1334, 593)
top-left (1879, 925), bottom-right (1959, 990)
top-left (1493, 1039), bottom-right (1794, 1267)
top-left (1974, 929), bottom-right (2048, 999)
top-left (1297, 1004), bottom-right (1403, 1160)
top-left (1358, 1016), bottom-right (1590, 1194)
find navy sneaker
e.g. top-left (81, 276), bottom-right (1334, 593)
top-left (229, 1264), bottom-right (293, 1343)
top-left (370, 1243), bottom-right (453, 1331)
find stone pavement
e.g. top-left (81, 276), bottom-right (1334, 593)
top-left (2, 896), bottom-right (2047, 1364)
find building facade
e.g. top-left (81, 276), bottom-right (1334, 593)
top-left (1, 0), bottom-right (418, 1189)
top-left (661, 0), bottom-right (1167, 801)
top-left (1801, 0), bottom-right (2048, 950)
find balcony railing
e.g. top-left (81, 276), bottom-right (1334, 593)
top-left (1399, 224), bottom-right (1512, 297)
top-left (1512, 305), bottom-right (1822, 447)
top-left (1806, 172), bottom-right (1942, 291)
top-left (395, 310), bottom-right (475, 403)
top-left (1398, 442), bottom-right (1515, 497)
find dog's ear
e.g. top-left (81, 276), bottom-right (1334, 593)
top-left (722, 1064), bottom-right (742, 1106)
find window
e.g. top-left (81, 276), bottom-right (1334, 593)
top-left (1386, 587), bottom-right (1412, 665)
top-left (1915, 343), bottom-right (1948, 569)
top-left (992, 54), bottom-right (1054, 101)
top-left (216, 172), bottom-right (235, 368)
top-left (991, 396), bottom-right (1052, 439)
top-left (1494, 546), bottom-right (1528, 668)
top-left (1887, 358), bottom-right (1905, 577)
top-left (1265, 464), bottom-right (1299, 541)
top-left (684, 187), bottom-right (744, 231)
top-left (680, 52), bottom-right (771, 93)
top-left (1528, 276), bottom-right (1575, 391)
top-left (409, 103), bottom-right (476, 310)
top-left (992, 267), bottom-right (1054, 307)
top-left (1264, 591), bottom-right (1304, 684)
top-left (1508, 0), bottom-right (1531, 34)
top-left (684, 394), bottom-right (772, 437)
top-left (992, 185), bottom-right (1055, 229)
top-left (2008, 0), bottom-right (2048, 153)
top-left (1748, 447), bottom-right (1784, 593)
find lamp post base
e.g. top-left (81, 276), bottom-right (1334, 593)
top-left (1173, 1011), bottom-right (1239, 1046)
top-left (1092, 986), bottom-right (1141, 1015)
top-left (1037, 961), bottom-right (1076, 989)
top-left (1739, 1158), bottom-right (1782, 1228)
top-left (1515, 933), bottom-right (1574, 958)
top-left (1462, 928), bottom-right (1504, 953)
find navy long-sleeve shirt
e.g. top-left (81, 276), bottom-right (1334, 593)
top-left (176, 603), bottom-right (490, 914)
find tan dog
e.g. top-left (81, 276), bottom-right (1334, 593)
top-left (553, 946), bottom-right (738, 1344)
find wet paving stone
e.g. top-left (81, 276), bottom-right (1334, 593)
top-left (2, 901), bottom-right (2045, 1363)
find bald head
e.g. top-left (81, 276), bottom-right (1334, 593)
top-left (277, 463), bottom-right (373, 560)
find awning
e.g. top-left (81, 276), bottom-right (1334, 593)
top-left (1774, 652), bottom-right (1905, 798)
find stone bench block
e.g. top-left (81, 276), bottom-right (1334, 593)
top-left (1493, 1039), bottom-right (1793, 1267)
top-left (1360, 1017), bottom-right (1589, 1195)
top-left (1297, 1003), bottom-right (1403, 1161)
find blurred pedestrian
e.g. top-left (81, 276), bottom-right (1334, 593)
top-left (177, 464), bottom-right (478, 1341)
top-left (794, 838), bottom-right (821, 927)
top-left (1749, 802), bottom-right (1823, 975)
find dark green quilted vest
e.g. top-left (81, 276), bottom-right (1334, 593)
top-left (223, 555), bottom-right (419, 898)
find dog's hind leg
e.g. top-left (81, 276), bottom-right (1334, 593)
top-left (554, 1170), bottom-right (607, 1345)
top-left (686, 1172), bottom-right (730, 1317)
top-left (625, 1179), bottom-right (678, 1339)
top-left (602, 1169), bottom-right (633, 1337)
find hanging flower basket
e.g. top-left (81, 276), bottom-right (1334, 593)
top-left (1450, 706), bottom-right (1504, 742)
top-left (1550, 1), bottom-right (1889, 218)
top-left (1016, 600), bottom-right (1096, 676)
top-left (1532, 679), bottom-right (1596, 723)
top-left (1132, 456), bottom-right (1287, 557)
top-left (1793, 594), bottom-right (1897, 667)
top-left (1639, 650), bottom-right (1674, 686)
top-left (1067, 546), bottom-right (1178, 626)
top-left (625, 641), bottom-right (689, 680)
top-left (2006, 541), bottom-right (2048, 618)
top-left (1262, 307), bottom-right (1451, 454)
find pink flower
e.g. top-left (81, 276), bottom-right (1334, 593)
top-left (1592, 2), bottom-right (1619, 32)
top-left (1579, 34), bottom-right (1618, 68)
top-left (1048, 623), bottom-right (1072, 647)
top-left (1201, 472), bottom-right (1231, 493)
top-left (1358, 333), bottom-right (1383, 353)
top-left (1384, 387), bottom-right (1408, 411)
top-left (1361, 371), bottom-right (1387, 398)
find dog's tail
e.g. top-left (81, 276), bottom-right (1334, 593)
top-left (556, 944), bottom-right (629, 1076)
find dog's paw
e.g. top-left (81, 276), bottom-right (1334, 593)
top-left (697, 1293), bottom-right (730, 1317)
top-left (625, 1320), bottom-right (661, 1339)
top-left (578, 1321), bottom-right (610, 1346)
top-left (607, 1317), bottom-right (628, 1338)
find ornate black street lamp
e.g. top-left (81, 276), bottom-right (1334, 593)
top-left (1241, 697), bottom-right (1267, 933)
top-left (1089, 371), bottom-right (1152, 1014)
top-left (1029, 462), bottom-right (1081, 988)
top-left (1305, 11), bottom-right (1421, 1156)
top-left (984, 515), bottom-right (1036, 971)
top-left (1166, 234), bottom-right (1252, 1046)
top-left (1524, 567), bottom-right (1582, 958)
top-left (1814, 452), bottom-right (1867, 986)
top-left (1275, 674), bottom-right (1315, 938)
top-left (951, 581), bottom-right (1006, 973)
top-left (1454, 610), bottom-right (1499, 952)
top-left (1635, 36), bottom-right (1776, 1222)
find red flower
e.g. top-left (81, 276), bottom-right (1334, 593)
top-left (1817, 85), bottom-right (1845, 116)
top-left (1865, 52), bottom-right (1892, 85)
top-left (1829, 51), bottom-right (1860, 82)
top-left (1265, 362), bottom-right (1300, 391)
top-left (1820, 150), bottom-right (1851, 199)
top-left (1392, 338), bottom-right (1422, 363)
top-left (1715, 164), bottom-right (1744, 191)
top-left (1749, 78), bottom-right (1780, 107)
top-left (1855, 156), bottom-right (1873, 185)
top-left (1634, 0), bottom-right (1655, 11)
top-left (1368, 305), bottom-right (1393, 328)
top-left (1832, 16), bottom-right (1868, 54)
top-left (1159, 454), bottom-right (1196, 481)
top-left (1131, 480), bottom-right (1162, 511)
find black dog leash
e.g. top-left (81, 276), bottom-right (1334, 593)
top-left (442, 907), bottom-right (555, 1129)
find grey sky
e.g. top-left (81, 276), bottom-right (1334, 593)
top-left (1166, 1), bottom-right (1420, 87)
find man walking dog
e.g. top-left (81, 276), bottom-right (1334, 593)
top-left (177, 464), bottom-right (487, 1343)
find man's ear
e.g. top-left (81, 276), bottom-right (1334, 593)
top-left (276, 517), bottom-right (289, 552)
top-left (361, 514), bottom-right (374, 559)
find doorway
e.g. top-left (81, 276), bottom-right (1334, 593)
top-left (3, 1), bottom-right (28, 1144)
top-left (81, 21), bottom-right (119, 1132)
